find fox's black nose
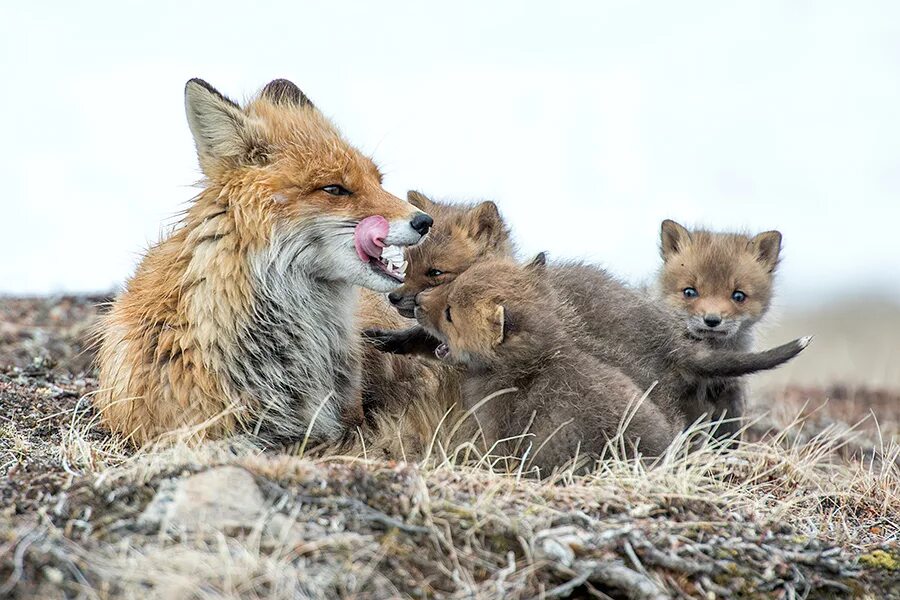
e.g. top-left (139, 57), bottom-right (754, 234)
top-left (388, 291), bottom-right (403, 306)
top-left (703, 315), bottom-right (722, 328)
top-left (410, 213), bottom-right (433, 235)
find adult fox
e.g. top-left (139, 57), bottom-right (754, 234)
top-left (95, 78), bottom-right (432, 446)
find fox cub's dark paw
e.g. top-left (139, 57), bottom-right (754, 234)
top-left (362, 328), bottom-right (408, 353)
top-left (362, 326), bottom-right (441, 356)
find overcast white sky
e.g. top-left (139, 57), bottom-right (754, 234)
top-left (2, 2), bottom-right (899, 307)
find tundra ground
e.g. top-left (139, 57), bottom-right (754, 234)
top-left (1, 295), bottom-right (897, 599)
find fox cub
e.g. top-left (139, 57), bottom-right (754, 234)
top-left (368, 195), bottom-right (808, 436)
top-left (414, 255), bottom-right (679, 474)
top-left (658, 219), bottom-right (783, 438)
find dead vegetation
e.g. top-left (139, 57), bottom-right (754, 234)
top-left (1, 296), bottom-right (898, 599)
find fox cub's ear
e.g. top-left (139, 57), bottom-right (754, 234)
top-left (184, 78), bottom-right (265, 172)
top-left (470, 201), bottom-right (507, 249)
top-left (749, 230), bottom-right (782, 272)
top-left (660, 219), bottom-right (691, 260)
top-left (407, 191), bottom-right (435, 212)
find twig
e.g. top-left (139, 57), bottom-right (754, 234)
top-left (529, 568), bottom-right (591, 600)
top-left (574, 559), bottom-right (668, 600)
top-left (298, 494), bottom-right (432, 535)
top-left (0, 528), bottom-right (40, 596)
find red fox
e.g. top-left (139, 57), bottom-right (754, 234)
top-left (94, 78), bottom-right (432, 446)
top-left (658, 219), bottom-right (783, 438)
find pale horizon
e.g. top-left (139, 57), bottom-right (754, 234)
top-left (2, 2), bottom-right (899, 310)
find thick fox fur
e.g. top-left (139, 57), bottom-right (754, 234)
top-left (354, 288), bottom-right (466, 459)
top-left (544, 260), bottom-right (805, 431)
top-left (413, 256), bottom-right (679, 474)
top-left (95, 78), bottom-right (431, 447)
top-left (657, 219), bottom-right (783, 438)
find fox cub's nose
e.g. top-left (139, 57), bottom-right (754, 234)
top-left (703, 314), bottom-right (722, 328)
top-left (388, 291), bottom-right (403, 305)
top-left (410, 213), bottom-right (433, 236)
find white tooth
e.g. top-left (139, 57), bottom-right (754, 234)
top-left (381, 245), bottom-right (404, 264)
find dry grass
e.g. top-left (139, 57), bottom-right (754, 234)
top-left (2, 393), bottom-right (898, 599)
top-left (2, 295), bottom-right (899, 598)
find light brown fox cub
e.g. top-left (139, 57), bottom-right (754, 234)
top-left (365, 191), bottom-right (514, 353)
top-left (95, 78), bottom-right (432, 446)
top-left (658, 219), bottom-right (782, 438)
top-left (387, 191), bottom-right (513, 318)
top-left (414, 256), bottom-right (679, 475)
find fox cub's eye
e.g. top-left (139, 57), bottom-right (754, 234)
top-left (427, 268), bottom-right (444, 277)
top-left (683, 287), bottom-right (699, 298)
top-left (445, 306), bottom-right (452, 323)
top-left (731, 290), bottom-right (747, 303)
top-left (321, 185), bottom-right (352, 196)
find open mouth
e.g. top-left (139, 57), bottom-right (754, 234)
top-left (354, 216), bottom-right (408, 282)
top-left (434, 342), bottom-right (450, 360)
top-left (694, 328), bottom-right (731, 338)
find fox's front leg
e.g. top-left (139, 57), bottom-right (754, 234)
top-left (363, 325), bottom-right (441, 357)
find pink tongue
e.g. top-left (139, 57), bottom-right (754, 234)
top-left (354, 216), bottom-right (389, 262)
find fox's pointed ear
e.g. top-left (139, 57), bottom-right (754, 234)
top-left (492, 304), bottom-right (506, 346)
top-left (407, 190), bottom-right (434, 212)
top-left (260, 78), bottom-right (314, 108)
top-left (185, 78), bottom-right (263, 173)
top-left (470, 201), bottom-right (507, 249)
top-left (749, 230), bottom-right (782, 272)
top-left (660, 219), bottom-right (691, 260)
top-left (526, 252), bottom-right (548, 272)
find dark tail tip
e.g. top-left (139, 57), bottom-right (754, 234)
top-left (684, 335), bottom-right (812, 379)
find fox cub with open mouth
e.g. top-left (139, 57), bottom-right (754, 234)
top-left (414, 255), bottom-right (680, 474)
top-left (95, 78), bottom-right (431, 446)
top-left (657, 219), bottom-right (783, 439)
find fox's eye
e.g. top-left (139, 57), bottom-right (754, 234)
top-left (445, 306), bottom-right (452, 323)
top-left (427, 268), bottom-right (444, 277)
top-left (321, 185), bottom-right (352, 196)
top-left (683, 287), bottom-right (699, 298)
top-left (732, 290), bottom-right (747, 303)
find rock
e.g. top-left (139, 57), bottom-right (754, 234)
top-left (140, 466), bottom-right (272, 532)
top-left (137, 465), bottom-right (346, 551)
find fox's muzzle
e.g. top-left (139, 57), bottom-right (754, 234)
top-left (388, 288), bottom-right (417, 318)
